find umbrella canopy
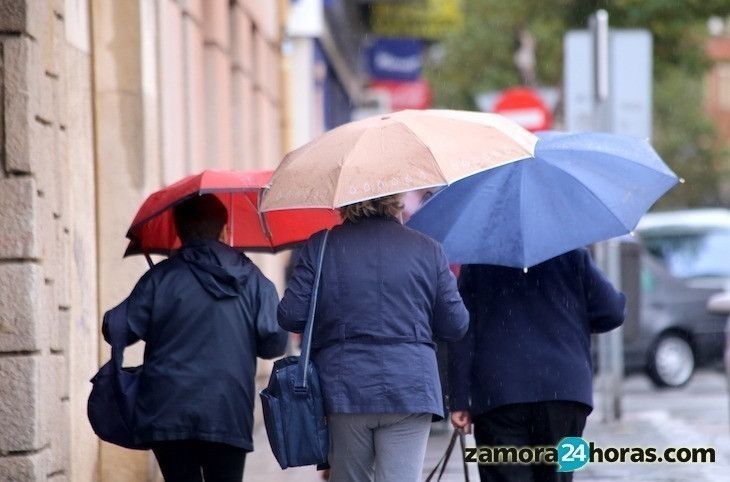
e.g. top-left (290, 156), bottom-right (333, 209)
top-left (260, 109), bottom-right (538, 211)
top-left (406, 132), bottom-right (679, 268)
top-left (125, 169), bottom-right (340, 256)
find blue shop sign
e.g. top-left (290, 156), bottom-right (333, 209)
top-left (367, 38), bottom-right (423, 81)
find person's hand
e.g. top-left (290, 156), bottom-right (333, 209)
top-left (450, 410), bottom-right (471, 434)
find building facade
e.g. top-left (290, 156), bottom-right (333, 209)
top-left (0, 0), bottom-right (289, 480)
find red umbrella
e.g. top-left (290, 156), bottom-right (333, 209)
top-left (125, 169), bottom-right (341, 258)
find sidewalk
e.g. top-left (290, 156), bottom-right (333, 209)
top-left (577, 410), bottom-right (730, 481)
top-left (244, 375), bottom-right (730, 481)
top-left (245, 414), bottom-right (480, 481)
top-left (245, 412), bottom-right (730, 481)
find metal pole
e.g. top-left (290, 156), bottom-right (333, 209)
top-left (589, 9), bottom-right (610, 130)
top-left (590, 9), bottom-right (623, 422)
top-left (606, 239), bottom-right (624, 420)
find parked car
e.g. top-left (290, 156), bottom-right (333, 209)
top-left (625, 209), bottom-right (730, 387)
top-left (623, 254), bottom-right (726, 388)
top-left (705, 292), bottom-right (730, 399)
top-left (637, 208), bottom-right (730, 289)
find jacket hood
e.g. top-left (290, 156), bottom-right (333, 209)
top-left (179, 240), bottom-right (254, 299)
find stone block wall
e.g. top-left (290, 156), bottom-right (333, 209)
top-left (1, 0), bottom-right (288, 480)
top-left (0, 1), bottom-right (98, 481)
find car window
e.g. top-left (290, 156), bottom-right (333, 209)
top-left (641, 265), bottom-right (656, 294)
top-left (642, 229), bottom-right (730, 279)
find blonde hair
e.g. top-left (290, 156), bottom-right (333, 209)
top-left (340, 194), bottom-right (404, 223)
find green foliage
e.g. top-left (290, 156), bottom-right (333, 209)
top-left (653, 70), bottom-right (730, 208)
top-left (426, 0), bottom-right (568, 108)
top-left (425, 0), bottom-right (730, 207)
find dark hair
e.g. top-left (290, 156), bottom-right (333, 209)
top-left (173, 194), bottom-right (228, 244)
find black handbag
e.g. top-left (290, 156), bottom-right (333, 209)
top-left (260, 231), bottom-right (330, 469)
top-left (426, 428), bottom-right (471, 481)
top-left (87, 299), bottom-right (147, 450)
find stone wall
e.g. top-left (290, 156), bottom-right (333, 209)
top-left (0, 1), bottom-right (98, 481)
top-left (1, 0), bottom-right (288, 481)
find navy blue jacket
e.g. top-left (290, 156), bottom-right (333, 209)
top-left (448, 248), bottom-right (625, 415)
top-left (123, 240), bottom-right (287, 451)
top-left (278, 216), bottom-right (469, 418)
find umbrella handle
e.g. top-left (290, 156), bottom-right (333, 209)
top-left (144, 253), bottom-right (155, 268)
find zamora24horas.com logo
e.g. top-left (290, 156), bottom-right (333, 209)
top-left (463, 437), bottom-right (716, 472)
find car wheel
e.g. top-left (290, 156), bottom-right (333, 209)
top-left (648, 334), bottom-right (695, 388)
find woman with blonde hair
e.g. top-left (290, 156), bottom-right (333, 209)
top-left (278, 193), bottom-right (469, 482)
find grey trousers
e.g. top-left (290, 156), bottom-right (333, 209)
top-left (327, 413), bottom-right (432, 482)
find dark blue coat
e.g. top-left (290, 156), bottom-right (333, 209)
top-left (122, 240), bottom-right (287, 451)
top-left (448, 248), bottom-right (625, 415)
top-left (278, 216), bottom-right (469, 418)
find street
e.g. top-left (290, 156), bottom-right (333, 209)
top-left (245, 370), bottom-right (730, 481)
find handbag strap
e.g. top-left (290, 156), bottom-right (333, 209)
top-left (425, 429), bottom-right (470, 482)
top-left (294, 230), bottom-right (330, 392)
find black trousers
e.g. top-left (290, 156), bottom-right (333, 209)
top-left (473, 401), bottom-right (591, 482)
top-left (152, 440), bottom-right (247, 482)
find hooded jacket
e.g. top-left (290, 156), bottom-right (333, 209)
top-left (123, 240), bottom-right (286, 450)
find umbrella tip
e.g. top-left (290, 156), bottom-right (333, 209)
top-left (679, 177), bottom-right (686, 184)
top-left (523, 267), bottom-right (528, 274)
top-left (629, 231), bottom-right (636, 237)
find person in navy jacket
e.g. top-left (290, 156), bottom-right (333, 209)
top-left (122, 194), bottom-right (287, 482)
top-left (278, 194), bottom-right (469, 482)
top-left (449, 248), bottom-right (626, 482)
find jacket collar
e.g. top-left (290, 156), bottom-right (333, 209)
top-left (344, 214), bottom-right (402, 225)
top-left (180, 239), bottom-right (228, 249)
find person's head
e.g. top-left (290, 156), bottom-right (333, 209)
top-left (339, 194), bottom-right (404, 223)
top-left (173, 193), bottom-right (228, 245)
top-left (401, 188), bottom-right (436, 222)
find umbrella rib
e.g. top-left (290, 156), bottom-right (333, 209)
top-left (332, 128), bottom-right (372, 207)
top-left (253, 191), bottom-right (274, 247)
top-left (442, 154), bottom-right (532, 187)
top-left (128, 187), bottom-right (263, 237)
top-left (127, 192), bottom-right (201, 237)
top-left (396, 121), bottom-right (448, 183)
top-left (399, 119), bottom-right (535, 186)
top-left (434, 164), bottom-right (521, 262)
top-left (538, 139), bottom-right (677, 179)
top-left (547, 163), bottom-right (650, 232)
top-left (485, 122), bottom-right (538, 156)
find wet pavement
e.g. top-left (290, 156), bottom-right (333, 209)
top-left (245, 371), bottom-right (730, 481)
top-left (578, 370), bottom-right (729, 482)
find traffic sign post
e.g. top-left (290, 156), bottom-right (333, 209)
top-left (590, 9), bottom-right (624, 424)
top-left (564, 28), bottom-right (652, 137)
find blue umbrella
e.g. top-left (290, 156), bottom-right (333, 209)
top-left (406, 132), bottom-right (679, 268)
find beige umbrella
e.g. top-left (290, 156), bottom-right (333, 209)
top-left (260, 109), bottom-right (538, 211)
